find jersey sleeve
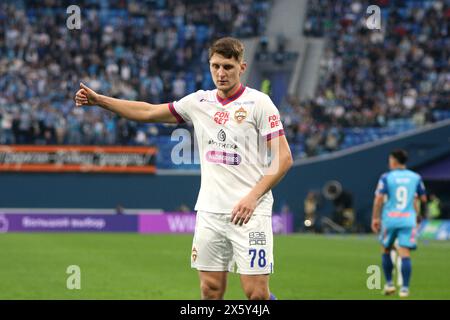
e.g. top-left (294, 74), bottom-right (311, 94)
top-left (169, 92), bottom-right (195, 123)
top-left (255, 94), bottom-right (285, 141)
top-left (375, 174), bottom-right (388, 196)
top-left (416, 177), bottom-right (426, 196)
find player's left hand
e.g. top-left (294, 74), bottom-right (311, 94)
top-left (231, 193), bottom-right (257, 226)
top-left (371, 218), bottom-right (380, 233)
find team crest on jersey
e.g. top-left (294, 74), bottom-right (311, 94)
top-left (192, 247), bottom-right (198, 262)
top-left (234, 107), bottom-right (247, 124)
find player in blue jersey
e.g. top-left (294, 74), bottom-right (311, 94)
top-left (371, 149), bottom-right (427, 298)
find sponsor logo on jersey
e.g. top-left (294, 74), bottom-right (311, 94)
top-left (387, 212), bottom-right (412, 218)
top-left (249, 232), bottom-right (266, 246)
top-left (0, 215), bottom-right (9, 233)
top-left (208, 139), bottom-right (238, 150)
top-left (234, 101), bottom-right (254, 106)
top-left (205, 151), bottom-right (241, 165)
top-left (200, 98), bottom-right (216, 103)
top-left (268, 114), bottom-right (281, 128)
top-left (217, 129), bottom-right (226, 142)
top-left (214, 111), bottom-right (229, 125)
top-left (234, 107), bottom-right (247, 124)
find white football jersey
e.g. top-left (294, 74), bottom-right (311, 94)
top-left (169, 85), bottom-right (285, 216)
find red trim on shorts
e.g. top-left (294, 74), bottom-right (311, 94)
top-left (410, 228), bottom-right (417, 243)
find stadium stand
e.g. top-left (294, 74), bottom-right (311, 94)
top-left (290, 0), bottom-right (450, 158)
top-left (0, 0), bottom-right (270, 147)
top-left (0, 0), bottom-right (449, 168)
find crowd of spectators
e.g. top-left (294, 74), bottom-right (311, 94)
top-left (1, 0), bottom-right (449, 162)
top-left (0, 0), bottom-right (271, 145)
top-left (288, 0), bottom-right (450, 156)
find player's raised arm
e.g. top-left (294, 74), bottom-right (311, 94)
top-left (74, 82), bottom-right (178, 123)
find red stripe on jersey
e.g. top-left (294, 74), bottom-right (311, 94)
top-left (387, 212), bottom-right (411, 218)
top-left (168, 102), bottom-right (185, 124)
top-left (266, 129), bottom-right (285, 141)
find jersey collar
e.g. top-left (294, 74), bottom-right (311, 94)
top-left (216, 84), bottom-right (246, 106)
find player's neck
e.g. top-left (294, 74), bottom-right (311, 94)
top-left (217, 83), bottom-right (242, 99)
top-left (392, 165), bottom-right (406, 170)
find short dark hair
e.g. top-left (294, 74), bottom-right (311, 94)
top-left (209, 37), bottom-right (245, 62)
top-left (390, 149), bottom-right (408, 164)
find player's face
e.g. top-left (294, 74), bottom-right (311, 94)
top-left (209, 54), bottom-right (247, 95)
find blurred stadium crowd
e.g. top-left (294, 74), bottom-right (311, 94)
top-left (0, 0), bottom-right (270, 146)
top-left (285, 0), bottom-right (450, 157)
top-left (0, 0), bottom-right (449, 163)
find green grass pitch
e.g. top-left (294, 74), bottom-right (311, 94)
top-left (0, 233), bottom-right (449, 299)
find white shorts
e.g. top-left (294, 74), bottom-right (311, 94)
top-left (191, 211), bottom-right (274, 275)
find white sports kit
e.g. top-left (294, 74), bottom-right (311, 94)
top-left (169, 85), bottom-right (284, 274)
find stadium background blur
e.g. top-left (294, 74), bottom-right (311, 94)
top-left (0, 0), bottom-right (449, 299)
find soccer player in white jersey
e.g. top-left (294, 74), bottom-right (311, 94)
top-left (75, 37), bottom-right (293, 300)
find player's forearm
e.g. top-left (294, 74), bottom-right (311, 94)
top-left (249, 153), bottom-right (293, 201)
top-left (420, 196), bottom-right (428, 219)
top-left (372, 199), bottom-right (383, 220)
top-left (97, 95), bottom-right (152, 122)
